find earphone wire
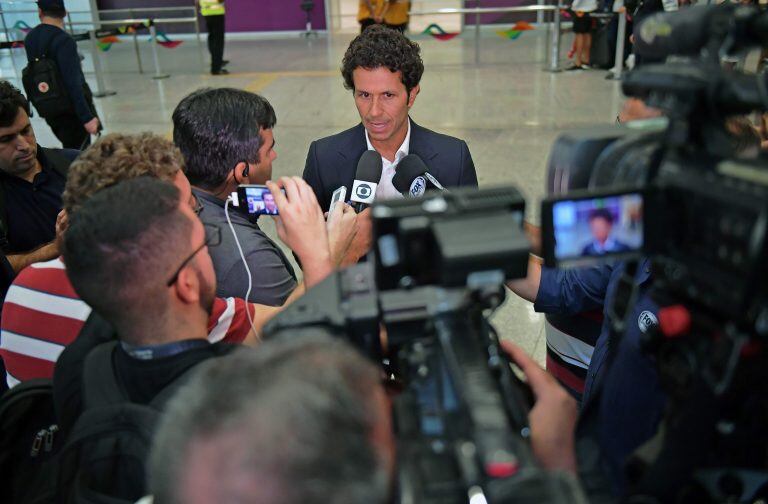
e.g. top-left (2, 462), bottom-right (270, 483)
top-left (224, 196), bottom-right (259, 337)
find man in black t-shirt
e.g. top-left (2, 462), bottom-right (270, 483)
top-left (60, 177), bottom-right (231, 409)
top-left (25, 0), bottom-right (101, 148)
top-left (0, 81), bottom-right (78, 303)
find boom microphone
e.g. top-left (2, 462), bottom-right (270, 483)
top-left (351, 150), bottom-right (383, 212)
top-left (635, 4), bottom-right (768, 60)
top-left (392, 154), bottom-right (446, 197)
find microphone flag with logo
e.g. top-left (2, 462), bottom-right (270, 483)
top-left (351, 150), bottom-right (383, 212)
top-left (392, 154), bottom-right (446, 197)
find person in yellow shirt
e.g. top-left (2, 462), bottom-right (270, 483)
top-left (198, 0), bottom-right (228, 75)
top-left (383, 0), bottom-right (409, 33)
top-left (358, 0), bottom-right (386, 32)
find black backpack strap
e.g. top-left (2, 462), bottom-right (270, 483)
top-left (82, 341), bottom-right (127, 409)
top-left (35, 28), bottom-right (65, 61)
top-left (147, 363), bottom-right (201, 410)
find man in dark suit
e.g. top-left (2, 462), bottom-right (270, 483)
top-left (581, 208), bottom-right (631, 256)
top-left (303, 25), bottom-right (478, 211)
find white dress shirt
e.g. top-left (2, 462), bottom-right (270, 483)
top-left (365, 120), bottom-right (411, 201)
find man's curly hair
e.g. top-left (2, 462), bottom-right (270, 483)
top-left (64, 133), bottom-right (184, 215)
top-left (341, 25), bottom-right (424, 94)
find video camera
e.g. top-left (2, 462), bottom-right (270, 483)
top-left (540, 4), bottom-right (768, 502)
top-left (264, 187), bottom-right (587, 503)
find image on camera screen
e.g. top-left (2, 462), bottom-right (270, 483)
top-left (244, 186), bottom-right (279, 216)
top-left (553, 193), bottom-right (643, 261)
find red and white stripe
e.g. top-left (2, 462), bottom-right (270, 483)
top-left (1, 258), bottom-right (253, 388)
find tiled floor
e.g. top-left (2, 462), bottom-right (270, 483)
top-left (1, 28), bottom-right (625, 363)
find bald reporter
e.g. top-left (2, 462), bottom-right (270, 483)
top-left (147, 335), bottom-right (578, 504)
top-left (149, 335), bottom-right (395, 504)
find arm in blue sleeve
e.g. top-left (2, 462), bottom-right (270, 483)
top-left (533, 264), bottom-right (613, 315)
top-left (54, 36), bottom-right (93, 124)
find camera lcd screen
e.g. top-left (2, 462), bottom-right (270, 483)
top-left (551, 193), bottom-right (643, 263)
top-left (240, 185), bottom-right (280, 216)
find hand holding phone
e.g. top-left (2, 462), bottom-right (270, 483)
top-left (329, 186), bottom-right (347, 215)
top-left (266, 177), bottom-right (333, 287)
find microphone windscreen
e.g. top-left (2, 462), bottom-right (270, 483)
top-left (392, 154), bottom-right (429, 194)
top-left (635, 6), bottom-right (715, 59)
top-left (355, 150), bottom-right (383, 183)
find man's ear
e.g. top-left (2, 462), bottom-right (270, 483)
top-left (173, 266), bottom-right (201, 306)
top-left (233, 161), bottom-right (250, 184)
top-left (407, 85), bottom-right (420, 108)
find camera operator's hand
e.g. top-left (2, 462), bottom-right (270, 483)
top-left (327, 202), bottom-right (358, 267)
top-left (501, 340), bottom-right (578, 474)
top-left (340, 208), bottom-right (373, 265)
top-left (267, 177), bottom-right (333, 288)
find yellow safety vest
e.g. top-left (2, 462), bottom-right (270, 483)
top-left (200, 0), bottom-right (225, 17)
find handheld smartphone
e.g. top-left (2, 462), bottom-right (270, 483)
top-left (541, 188), bottom-right (645, 268)
top-left (236, 185), bottom-right (282, 216)
top-left (329, 186), bottom-right (347, 214)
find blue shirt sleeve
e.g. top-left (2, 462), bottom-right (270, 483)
top-left (534, 264), bottom-right (614, 315)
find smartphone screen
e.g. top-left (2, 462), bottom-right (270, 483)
top-left (543, 191), bottom-right (644, 266)
top-left (237, 185), bottom-right (281, 216)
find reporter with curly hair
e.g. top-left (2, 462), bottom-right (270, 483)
top-left (303, 25), bottom-right (478, 211)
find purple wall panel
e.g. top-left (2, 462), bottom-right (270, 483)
top-left (97, 0), bottom-right (327, 32)
top-left (463, 0), bottom-right (538, 25)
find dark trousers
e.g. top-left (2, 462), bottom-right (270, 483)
top-left (204, 14), bottom-right (225, 73)
top-left (46, 114), bottom-right (90, 150)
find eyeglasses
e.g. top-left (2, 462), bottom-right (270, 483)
top-left (166, 224), bottom-right (221, 287)
top-left (192, 196), bottom-right (204, 216)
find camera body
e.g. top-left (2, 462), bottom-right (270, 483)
top-left (538, 4), bottom-right (768, 501)
top-left (264, 187), bottom-right (587, 503)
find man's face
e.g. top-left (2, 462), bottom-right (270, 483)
top-left (263, 192), bottom-right (277, 213)
top-left (0, 108), bottom-right (37, 177)
top-left (248, 128), bottom-right (277, 184)
top-left (173, 170), bottom-right (195, 210)
top-left (352, 67), bottom-right (418, 145)
top-left (589, 217), bottom-right (612, 244)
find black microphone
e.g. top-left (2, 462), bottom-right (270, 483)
top-left (392, 154), bottom-right (446, 197)
top-left (635, 4), bottom-right (768, 60)
top-left (350, 150), bottom-right (383, 212)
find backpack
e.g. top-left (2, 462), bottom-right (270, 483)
top-left (0, 379), bottom-right (60, 504)
top-left (22, 30), bottom-right (74, 120)
top-left (56, 341), bottom-right (194, 504)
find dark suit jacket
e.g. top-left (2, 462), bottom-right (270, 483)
top-left (581, 240), bottom-right (632, 256)
top-left (303, 121), bottom-right (479, 211)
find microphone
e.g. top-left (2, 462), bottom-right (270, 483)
top-left (350, 150), bottom-right (383, 212)
top-left (392, 154), bottom-right (446, 198)
top-left (635, 4), bottom-right (768, 60)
